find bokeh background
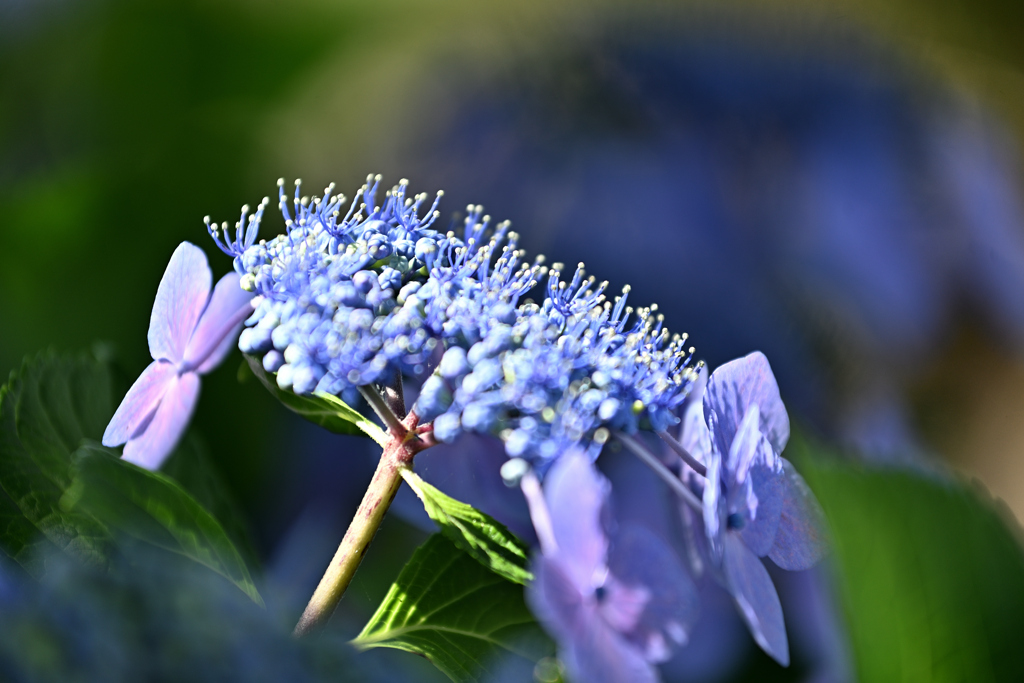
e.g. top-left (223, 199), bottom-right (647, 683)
top-left (5, 0), bottom-right (1024, 680)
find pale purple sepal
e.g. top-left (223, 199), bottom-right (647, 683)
top-left (724, 405), bottom-right (784, 557)
top-left (702, 445), bottom-right (723, 556)
top-left (680, 367), bottom-right (711, 467)
top-left (148, 242), bottom-right (213, 365)
top-left (184, 271), bottom-right (255, 373)
top-left (106, 242), bottom-right (253, 471)
top-left (122, 372), bottom-right (200, 470)
top-left (607, 524), bottom-right (700, 660)
top-left (527, 450), bottom-right (699, 681)
top-left (704, 351), bottom-right (790, 456)
top-left (101, 360), bottom-right (177, 447)
top-left (544, 450), bottom-right (608, 592)
top-left (723, 533), bottom-right (789, 667)
top-left (738, 462), bottom-right (785, 557)
top-left (768, 460), bottom-right (829, 571)
top-left (529, 558), bottom-right (660, 683)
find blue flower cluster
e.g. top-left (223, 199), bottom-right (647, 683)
top-left (209, 176), bottom-right (699, 464)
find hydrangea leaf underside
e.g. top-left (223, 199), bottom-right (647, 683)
top-left (353, 534), bottom-right (553, 682)
top-left (0, 351), bottom-right (115, 569)
top-left (65, 443), bottom-right (262, 606)
top-left (244, 354), bottom-right (386, 446)
top-left (401, 468), bottom-right (532, 584)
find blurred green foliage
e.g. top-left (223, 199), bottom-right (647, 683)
top-left (0, 0), bottom-right (370, 537)
top-left (797, 437), bottom-right (1024, 681)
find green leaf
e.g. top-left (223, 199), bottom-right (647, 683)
top-left (161, 431), bottom-right (259, 571)
top-left (0, 485), bottom-right (55, 578)
top-left (401, 468), bottom-right (532, 584)
top-left (65, 443), bottom-right (263, 605)
top-left (244, 354), bottom-right (386, 446)
top-left (795, 439), bottom-right (1024, 682)
top-left (354, 534), bottom-right (552, 682)
top-left (0, 351), bottom-right (114, 568)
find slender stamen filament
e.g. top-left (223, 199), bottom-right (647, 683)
top-left (656, 429), bottom-right (707, 477)
top-left (616, 432), bottom-right (702, 512)
top-left (520, 470), bottom-right (559, 555)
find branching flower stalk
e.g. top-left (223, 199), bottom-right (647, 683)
top-left (102, 172), bottom-right (832, 679)
top-left (294, 391), bottom-right (433, 636)
top-left (203, 175), bottom-right (703, 636)
top-left (88, 173), bottom-right (825, 679)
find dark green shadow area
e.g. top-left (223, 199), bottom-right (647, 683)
top-left (0, 0), bottom-right (372, 544)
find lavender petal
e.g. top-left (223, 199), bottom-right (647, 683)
top-left (724, 533), bottom-right (790, 667)
top-left (704, 351), bottom-right (790, 456)
top-left (148, 242), bottom-right (213, 365)
top-left (101, 360), bottom-right (177, 447)
top-left (607, 523), bottom-right (700, 661)
top-left (183, 271), bottom-right (255, 373)
top-left (528, 557), bottom-right (659, 683)
top-left (122, 371), bottom-right (200, 470)
top-left (544, 449), bottom-right (610, 593)
top-left (768, 460), bottom-right (829, 571)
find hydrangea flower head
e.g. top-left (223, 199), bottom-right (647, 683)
top-left (103, 242), bottom-right (254, 469)
top-left (211, 176), bottom-right (700, 467)
top-left (523, 450), bottom-right (698, 683)
top-left (679, 351), bottom-right (828, 665)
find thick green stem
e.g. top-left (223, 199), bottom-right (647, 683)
top-left (293, 412), bottom-right (428, 636)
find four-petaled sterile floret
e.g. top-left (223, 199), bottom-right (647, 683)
top-left (97, 173), bottom-right (830, 683)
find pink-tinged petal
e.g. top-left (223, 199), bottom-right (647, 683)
top-left (526, 555), bottom-right (587, 644)
top-left (768, 460), bottom-right (829, 570)
top-left (568, 610), bottom-right (660, 683)
top-left (148, 242), bottom-right (213, 364)
top-left (102, 360), bottom-right (177, 447)
top-left (544, 450), bottom-right (610, 593)
top-left (606, 524), bottom-right (700, 661)
top-left (122, 372), bottom-right (200, 470)
top-left (599, 577), bottom-right (649, 636)
top-left (704, 351), bottom-right (790, 456)
top-left (183, 272), bottom-right (255, 373)
top-left (527, 557), bottom-right (658, 683)
top-left (724, 533), bottom-right (790, 666)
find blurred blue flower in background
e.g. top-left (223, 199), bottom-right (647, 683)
top-left (379, 28), bottom-right (1024, 460)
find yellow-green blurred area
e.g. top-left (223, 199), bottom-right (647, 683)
top-left (5, 0), bottom-right (1024, 681)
